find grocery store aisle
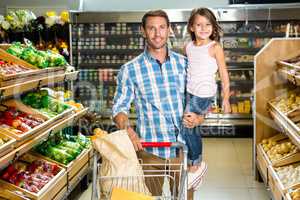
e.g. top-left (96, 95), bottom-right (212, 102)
top-left (195, 138), bottom-right (269, 200)
top-left (78, 138), bottom-right (269, 200)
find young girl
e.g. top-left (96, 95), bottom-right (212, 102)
top-left (182, 8), bottom-right (231, 190)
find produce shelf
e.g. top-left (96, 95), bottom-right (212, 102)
top-left (72, 33), bottom-right (142, 38)
top-left (227, 62), bottom-right (253, 67)
top-left (277, 68), bottom-right (300, 86)
top-left (206, 113), bottom-right (252, 119)
top-left (202, 119), bottom-right (253, 126)
top-left (223, 32), bottom-right (285, 38)
top-left (268, 107), bottom-right (300, 150)
top-left (73, 49), bottom-right (143, 55)
top-left (79, 63), bottom-right (123, 69)
top-left (224, 47), bottom-right (260, 53)
top-left (0, 71), bottom-right (79, 99)
top-left (0, 107), bottom-right (88, 170)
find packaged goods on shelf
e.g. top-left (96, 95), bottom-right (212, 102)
top-left (223, 37), bottom-right (270, 49)
top-left (230, 100), bottom-right (251, 114)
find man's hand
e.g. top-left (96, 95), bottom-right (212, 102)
top-left (183, 112), bottom-right (204, 128)
top-left (127, 127), bottom-right (144, 151)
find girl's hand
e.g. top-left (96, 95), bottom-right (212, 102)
top-left (183, 112), bottom-right (204, 128)
top-left (222, 100), bottom-right (231, 113)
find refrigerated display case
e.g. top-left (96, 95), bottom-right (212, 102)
top-left (69, 6), bottom-right (300, 136)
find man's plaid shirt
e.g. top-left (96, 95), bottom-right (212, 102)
top-left (113, 48), bottom-right (187, 158)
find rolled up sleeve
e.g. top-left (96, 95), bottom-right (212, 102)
top-left (112, 65), bottom-right (134, 118)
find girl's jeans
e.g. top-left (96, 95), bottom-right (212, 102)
top-left (181, 92), bottom-right (213, 165)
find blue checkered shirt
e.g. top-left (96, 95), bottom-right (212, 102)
top-left (112, 49), bottom-right (187, 159)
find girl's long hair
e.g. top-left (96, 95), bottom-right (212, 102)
top-left (187, 8), bottom-right (222, 42)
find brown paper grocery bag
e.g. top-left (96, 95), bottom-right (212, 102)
top-left (92, 130), bottom-right (151, 199)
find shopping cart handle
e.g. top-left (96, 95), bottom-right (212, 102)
top-left (141, 142), bottom-right (172, 148)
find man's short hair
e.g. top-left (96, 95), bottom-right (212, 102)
top-left (141, 10), bottom-right (170, 28)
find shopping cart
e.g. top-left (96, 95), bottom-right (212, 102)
top-left (91, 142), bottom-right (188, 200)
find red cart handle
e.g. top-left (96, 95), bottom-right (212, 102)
top-left (141, 142), bottom-right (172, 148)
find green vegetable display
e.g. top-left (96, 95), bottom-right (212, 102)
top-left (35, 129), bottom-right (91, 165)
top-left (6, 42), bottom-right (67, 69)
top-left (21, 90), bottom-right (70, 118)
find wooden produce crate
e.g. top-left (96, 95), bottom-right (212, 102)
top-left (0, 47), bottom-right (65, 87)
top-left (0, 153), bottom-right (67, 200)
top-left (0, 187), bottom-right (31, 200)
top-left (268, 161), bottom-right (300, 200)
top-left (286, 188), bottom-right (300, 200)
top-left (0, 131), bottom-right (16, 157)
top-left (68, 162), bottom-right (90, 192)
top-left (5, 98), bottom-right (75, 140)
top-left (32, 147), bottom-right (90, 184)
top-left (53, 185), bottom-right (67, 200)
top-left (256, 144), bottom-right (272, 184)
top-left (268, 140), bottom-right (299, 167)
top-left (31, 97), bottom-right (75, 125)
top-left (0, 99), bottom-right (49, 141)
top-left (256, 133), bottom-right (288, 184)
top-left (277, 50), bottom-right (300, 71)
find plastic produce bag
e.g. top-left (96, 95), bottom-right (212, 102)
top-left (92, 129), bottom-right (151, 199)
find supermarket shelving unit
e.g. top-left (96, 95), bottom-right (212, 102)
top-left (69, 6), bottom-right (300, 137)
top-left (255, 38), bottom-right (300, 200)
top-left (0, 67), bottom-right (92, 199)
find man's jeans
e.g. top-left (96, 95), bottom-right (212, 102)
top-left (181, 92), bottom-right (213, 165)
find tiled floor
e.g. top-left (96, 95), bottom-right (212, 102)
top-left (78, 138), bottom-right (270, 200)
top-left (195, 138), bottom-right (269, 200)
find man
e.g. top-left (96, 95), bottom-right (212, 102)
top-left (112, 10), bottom-right (202, 200)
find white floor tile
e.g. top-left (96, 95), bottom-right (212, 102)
top-left (195, 188), bottom-right (251, 200)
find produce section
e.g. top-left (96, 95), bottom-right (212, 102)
top-left (255, 38), bottom-right (300, 200)
top-left (0, 105), bottom-right (46, 134)
top-left (6, 42), bottom-right (67, 68)
top-left (0, 153), bottom-right (66, 200)
top-left (1, 155), bottom-right (61, 193)
top-left (0, 37), bottom-right (91, 199)
top-left (1, 5), bottom-right (300, 200)
top-left (34, 129), bottom-right (91, 165)
top-left (21, 90), bottom-right (72, 118)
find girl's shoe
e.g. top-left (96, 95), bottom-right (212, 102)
top-left (187, 161), bottom-right (208, 190)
